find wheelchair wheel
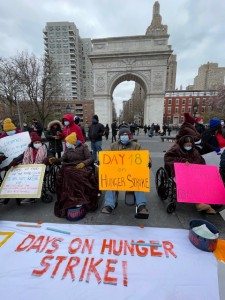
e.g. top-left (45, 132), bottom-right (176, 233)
top-left (166, 202), bottom-right (176, 213)
top-left (47, 165), bottom-right (60, 193)
top-left (41, 193), bottom-right (53, 203)
top-left (155, 167), bottom-right (169, 200)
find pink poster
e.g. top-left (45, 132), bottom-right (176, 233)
top-left (174, 163), bottom-right (225, 204)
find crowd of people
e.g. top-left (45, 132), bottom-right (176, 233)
top-left (0, 112), bottom-right (224, 219)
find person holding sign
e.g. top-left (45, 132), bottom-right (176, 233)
top-left (101, 125), bottom-right (150, 216)
top-left (0, 118), bottom-right (22, 139)
top-left (164, 135), bottom-right (216, 214)
top-left (49, 132), bottom-right (99, 218)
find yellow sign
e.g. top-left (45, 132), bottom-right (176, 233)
top-left (99, 150), bottom-right (150, 192)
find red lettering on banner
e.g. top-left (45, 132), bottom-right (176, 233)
top-left (62, 256), bottom-right (81, 281)
top-left (68, 238), bottom-right (82, 254)
top-left (15, 234), bottom-right (36, 251)
top-left (162, 241), bottom-right (177, 258)
top-left (81, 239), bottom-right (95, 254)
top-left (100, 239), bottom-right (113, 254)
top-left (113, 240), bottom-right (123, 255)
top-left (51, 256), bottom-right (67, 278)
top-left (149, 240), bottom-right (163, 257)
top-left (79, 257), bottom-right (89, 281)
top-left (32, 255), bottom-right (54, 276)
top-left (124, 240), bottom-right (135, 256)
top-left (86, 258), bottom-right (103, 283)
top-left (45, 238), bottom-right (63, 254)
top-left (122, 260), bottom-right (128, 286)
top-left (135, 240), bottom-right (148, 257)
top-left (103, 259), bottom-right (118, 285)
top-left (27, 236), bottom-right (45, 252)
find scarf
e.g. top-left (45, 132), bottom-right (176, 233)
top-left (22, 145), bottom-right (47, 164)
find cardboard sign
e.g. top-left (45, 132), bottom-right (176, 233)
top-left (174, 163), bottom-right (225, 204)
top-left (99, 150), bottom-right (150, 192)
top-left (0, 131), bottom-right (31, 168)
top-left (0, 164), bottom-right (46, 198)
top-left (0, 221), bottom-right (220, 300)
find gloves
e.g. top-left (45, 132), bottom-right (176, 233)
top-left (49, 157), bottom-right (57, 165)
top-left (215, 148), bottom-right (221, 153)
top-left (76, 162), bottom-right (85, 169)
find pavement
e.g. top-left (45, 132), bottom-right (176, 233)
top-left (1, 130), bottom-right (225, 239)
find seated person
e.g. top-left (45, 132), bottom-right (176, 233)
top-left (0, 118), bottom-right (22, 139)
top-left (164, 135), bottom-right (216, 214)
top-left (101, 125), bottom-right (149, 216)
top-left (50, 132), bottom-right (99, 218)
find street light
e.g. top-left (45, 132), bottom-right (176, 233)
top-left (66, 104), bottom-right (71, 114)
top-left (193, 101), bottom-right (198, 119)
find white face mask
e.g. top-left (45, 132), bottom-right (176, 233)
top-left (6, 130), bottom-right (16, 136)
top-left (221, 122), bottom-right (224, 126)
top-left (33, 143), bottom-right (42, 149)
top-left (66, 142), bottom-right (72, 149)
top-left (64, 121), bottom-right (70, 126)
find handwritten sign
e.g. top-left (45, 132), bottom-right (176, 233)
top-left (0, 131), bottom-right (31, 168)
top-left (0, 164), bottom-right (46, 198)
top-left (99, 150), bottom-right (150, 192)
top-left (174, 163), bottom-right (225, 204)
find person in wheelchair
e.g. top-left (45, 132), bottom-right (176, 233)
top-left (164, 135), bottom-right (216, 214)
top-left (49, 132), bottom-right (99, 218)
top-left (101, 125), bottom-right (150, 216)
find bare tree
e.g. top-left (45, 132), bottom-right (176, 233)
top-left (203, 86), bottom-right (225, 120)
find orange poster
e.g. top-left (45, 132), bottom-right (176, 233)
top-left (99, 150), bottom-right (150, 192)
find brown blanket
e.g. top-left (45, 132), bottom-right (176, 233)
top-left (54, 164), bottom-right (99, 217)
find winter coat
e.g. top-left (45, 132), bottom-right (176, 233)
top-left (201, 128), bottom-right (219, 154)
top-left (176, 122), bottom-right (201, 143)
top-left (110, 139), bottom-right (141, 151)
top-left (54, 142), bottom-right (98, 218)
top-left (46, 120), bottom-right (63, 154)
top-left (59, 114), bottom-right (84, 143)
top-left (111, 122), bottom-right (118, 136)
top-left (88, 121), bottom-right (105, 142)
top-left (195, 123), bottom-right (205, 134)
top-left (164, 135), bottom-right (205, 177)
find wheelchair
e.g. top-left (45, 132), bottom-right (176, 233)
top-left (155, 167), bottom-right (177, 213)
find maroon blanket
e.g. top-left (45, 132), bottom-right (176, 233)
top-left (54, 164), bottom-right (99, 217)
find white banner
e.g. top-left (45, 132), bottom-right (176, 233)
top-left (0, 132), bottom-right (31, 168)
top-left (0, 221), bottom-right (219, 300)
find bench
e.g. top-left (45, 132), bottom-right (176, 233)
top-left (161, 136), bottom-right (176, 143)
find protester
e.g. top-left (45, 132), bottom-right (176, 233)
top-left (59, 114), bottom-right (84, 144)
top-left (201, 117), bottom-right (225, 154)
top-left (111, 120), bottom-right (118, 142)
top-left (0, 118), bottom-right (22, 138)
top-left (164, 135), bottom-right (216, 214)
top-left (49, 132), bottom-right (99, 218)
top-left (195, 117), bottom-right (205, 134)
top-left (46, 120), bottom-right (63, 158)
top-left (31, 119), bottom-right (43, 137)
top-left (143, 124), bottom-right (148, 135)
top-left (101, 125), bottom-right (149, 216)
top-left (22, 122), bottom-right (31, 132)
top-left (104, 124), bottom-right (110, 140)
top-left (88, 114), bottom-right (105, 161)
top-left (74, 116), bottom-right (86, 141)
top-left (176, 113), bottom-right (201, 142)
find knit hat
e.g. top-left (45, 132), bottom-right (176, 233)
top-left (209, 118), bottom-right (221, 129)
top-left (65, 132), bottom-right (77, 145)
top-left (3, 118), bottom-right (16, 132)
top-left (196, 117), bottom-right (203, 123)
top-left (184, 113), bottom-right (196, 125)
top-left (30, 132), bottom-right (42, 143)
top-left (119, 126), bottom-right (131, 136)
top-left (93, 115), bottom-right (99, 122)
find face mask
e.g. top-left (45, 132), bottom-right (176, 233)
top-left (120, 135), bottom-right (129, 144)
top-left (66, 142), bottom-right (72, 149)
top-left (33, 143), bottom-right (42, 149)
top-left (221, 122), bottom-right (224, 126)
top-left (64, 121), bottom-right (70, 126)
top-left (199, 121), bottom-right (203, 125)
top-left (6, 130), bottom-right (16, 136)
top-left (184, 146), bottom-right (192, 151)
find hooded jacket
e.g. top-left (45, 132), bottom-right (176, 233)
top-left (176, 122), bottom-right (201, 143)
top-left (46, 120), bottom-right (63, 154)
top-left (60, 114), bottom-right (84, 143)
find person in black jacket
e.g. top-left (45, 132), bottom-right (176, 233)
top-left (88, 114), bottom-right (105, 161)
top-left (46, 120), bottom-right (63, 158)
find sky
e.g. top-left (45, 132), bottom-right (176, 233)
top-left (0, 0), bottom-right (224, 114)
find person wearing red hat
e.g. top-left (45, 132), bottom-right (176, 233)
top-left (195, 117), bottom-right (205, 134)
top-left (176, 113), bottom-right (201, 143)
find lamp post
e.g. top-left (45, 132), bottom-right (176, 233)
top-left (193, 101), bottom-right (198, 119)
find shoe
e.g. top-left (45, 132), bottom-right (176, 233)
top-left (195, 204), bottom-right (211, 212)
top-left (101, 206), bottom-right (113, 214)
top-left (20, 198), bottom-right (36, 204)
top-left (205, 207), bottom-right (217, 215)
top-left (137, 205), bottom-right (149, 214)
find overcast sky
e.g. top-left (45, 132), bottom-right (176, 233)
top-left (0, 0), bottom-right (224, 113)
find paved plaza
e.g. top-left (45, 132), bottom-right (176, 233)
top-left (1, 130), bottom-right (225, 240)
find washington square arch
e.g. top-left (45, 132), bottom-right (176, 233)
top-left (89, 1), bottom-right (176, 126)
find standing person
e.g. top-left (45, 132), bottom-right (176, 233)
top-left (59, 114), bottom-right (84, 144)
top-left (104, 124), bottom-right (110, 140)
top-left (111, 120), bottom-right (118, 142)
top-left (176, 113), bottom-right (201, 143)
top-left (0, 118), bottom-right (22, 138)
top-left (31, 118), bottom-right (43, 137)
top-left (46, 120), bottom-right (63, 158)
top-left (88, 114), bottom-right (105, 161)
top-left (167, 124), bottom-right (172, 136)
top-left (143, 124), bottom-right (147, 135)
top-left (74, 116), bottom-right (86, 141)
top-left (101, 125), bottom-right (149, 216)
top-left (195, 117), bottom-right (205, 134)
top-left (22, 122), bottom-right (31, 133)
top-left (162, 124), bottom-right (167, 136)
